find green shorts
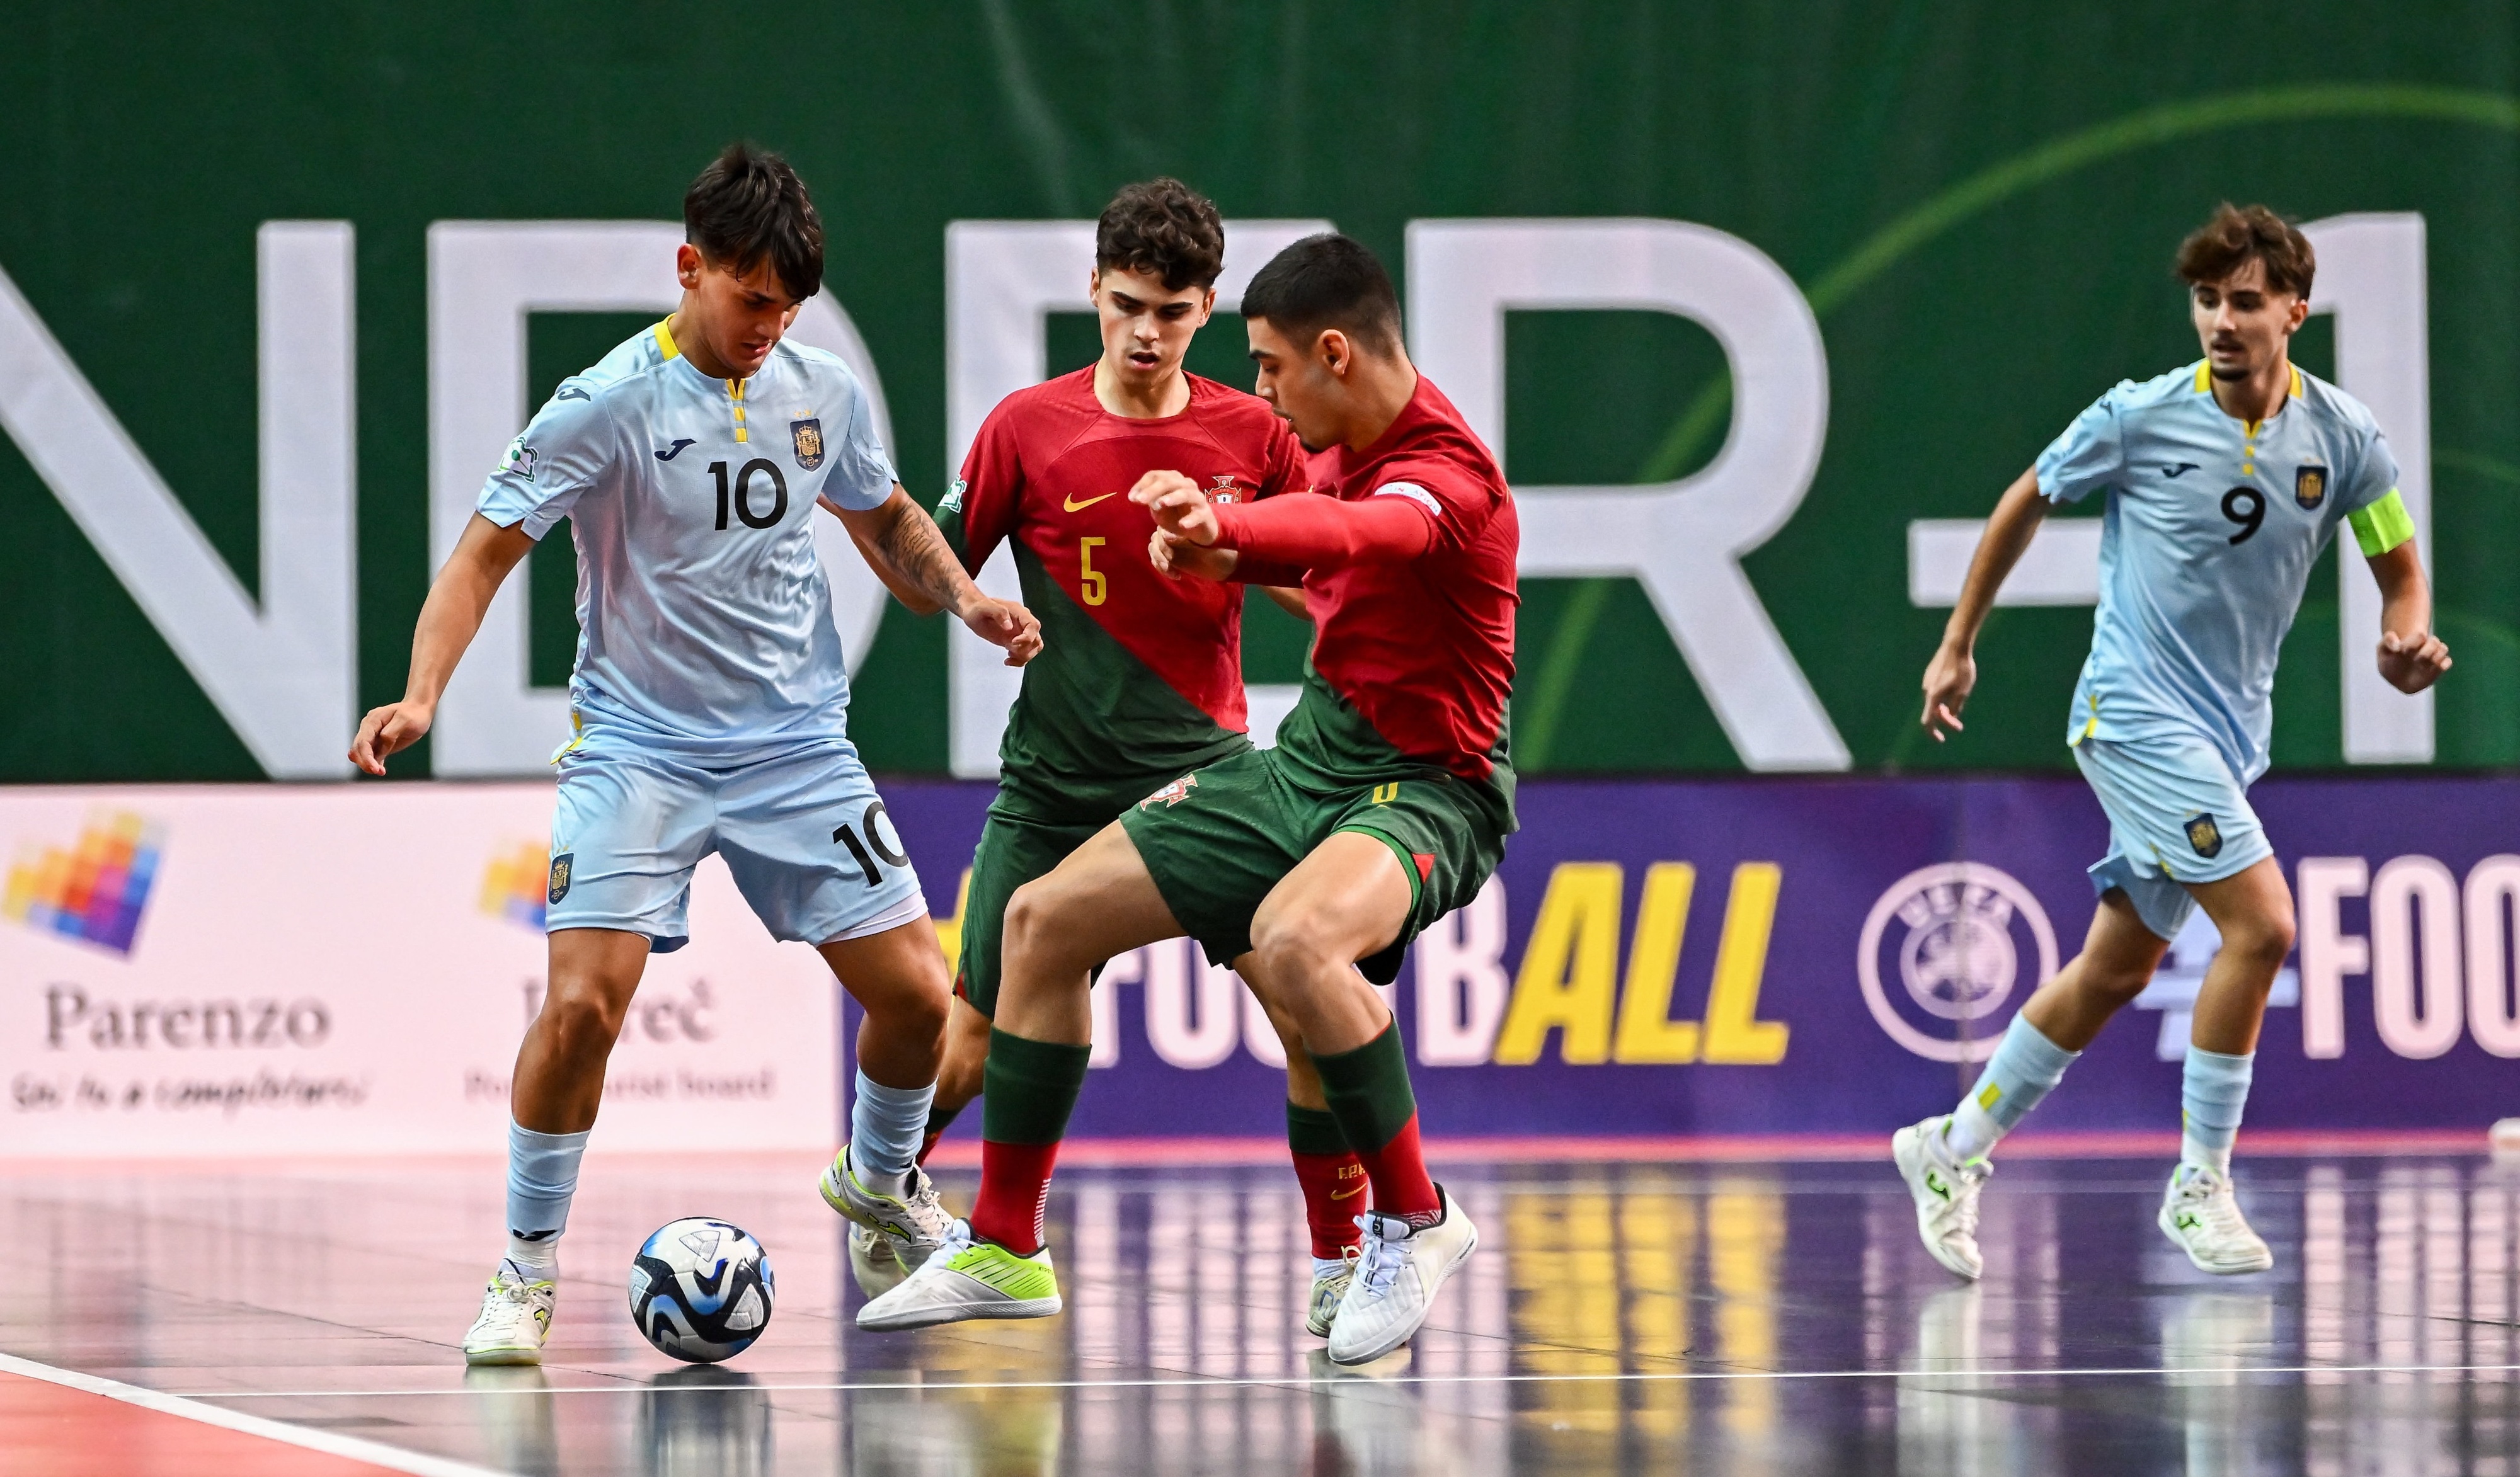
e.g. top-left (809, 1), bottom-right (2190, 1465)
top-left (953, 803), bottom-right (1107, 1019)
top-left (1118, 746), bottom-right (1508, 986)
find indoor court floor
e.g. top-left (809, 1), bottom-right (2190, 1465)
top-left (3, 1146), bottom-right (2516, 1475)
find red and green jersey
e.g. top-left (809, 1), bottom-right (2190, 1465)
top-left (938, 367), bottom-right (1310, 818)
top-left (1211, 375), bottom-right (1520, 822)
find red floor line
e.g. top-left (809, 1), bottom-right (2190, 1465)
top-left (0, 1354), bottom-right (502, 1477)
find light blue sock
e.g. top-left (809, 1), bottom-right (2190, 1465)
top-left (1943, 1013), bottom-right (2080, 1160)
top-left (850, 1069), bottom-right (935, 1190)
top-left (2180, 1046), bottom-right (2254, 1175)
top-left (505, 1120), bottom-right (589, 1274)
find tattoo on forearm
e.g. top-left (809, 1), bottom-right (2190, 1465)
top-left (877, 503), bottom-right (975, 612)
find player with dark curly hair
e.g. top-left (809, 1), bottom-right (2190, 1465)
top-left (833, 180), bottom-right (1372, 1334)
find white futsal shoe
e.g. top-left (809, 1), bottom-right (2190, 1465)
top-left (463, 1262), bottom-right (556, 1366)
top-left (2158, 1163), bottom-right (2274, 1274)
top-left (1326, 1186), bottom-right (1477, 1366)
top-left (857, 1219), bottom-right (1063, 1331)
top-left (1893, 1115), bottom-right (1991, 1282)
top-left (847, 1222), bottom-right (910, 1299)
top-left (1306, 1245), bottom-right (1363, 1338)
top-left (821, 1146), bottom-right (954, 1274)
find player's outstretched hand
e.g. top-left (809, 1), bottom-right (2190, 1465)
top-left (1919, 641), bottom-right (1976, 743)
top-left (1129, 470), bottom-right (1220, 547)
top-left (350, 700), bottom-right (433, 775)
top-left (1148, 527), bottom-right (1238, 582)
top-left (2378, 629), bottom-right (2452, 694)
top-left (962, 595), bottom-right (1043, 667)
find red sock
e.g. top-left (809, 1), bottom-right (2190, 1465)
top-left (1290, 1149), bottom-right (1368, 1259)
top-left (1354, 1115), bottom-right (1440, 1223)
top-left (970, 1139), bottom-right (1058, 1255)
top-left (915, 1129), bottom-right (945, 1166)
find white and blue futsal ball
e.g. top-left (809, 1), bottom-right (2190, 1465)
top-left (628, 1218), bottom-right (775, 1364)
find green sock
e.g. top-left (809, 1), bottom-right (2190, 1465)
top-left (1286, 1101), bottom-right (1349, 1156)
top-left (980, 1027), bottom-right (1091, 1146)
top-left (1308, 1022), bottom-right (1417, 1155)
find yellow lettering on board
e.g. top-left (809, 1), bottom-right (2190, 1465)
top-left (931, 867), bottom-right (974, 978)
top-left (1612, 862), bottom-right (1701, 1063)
top-left (1492, 862), bottom-right (1622, 1064)
top-left (1700, 862), bottom-right (1789, 1064)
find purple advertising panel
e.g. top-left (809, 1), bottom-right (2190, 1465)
top-left (871, 775), bottom-right (2520, 1141)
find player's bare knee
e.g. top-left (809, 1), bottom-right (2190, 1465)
top-left (1001, 878), bottom-right (1072, 968)
top-left (2219, 910), bottom-right (2296, 976)
top-left (537, 981), bottom-right (628, 1061)
top-left (1247, 911), bottom-right (1345, 988)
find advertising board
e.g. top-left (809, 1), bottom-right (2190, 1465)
top-left (1, 784), bottom-right (837, 1158)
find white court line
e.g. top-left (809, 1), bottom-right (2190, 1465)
top-left (186, 1359), bottom-right (2520, 1399)
top-left (0, 1350), bottom-right (511, 1477)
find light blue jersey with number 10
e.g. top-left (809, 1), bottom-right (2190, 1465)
top-left (2036, 360), bottom-right (2415, 784)
top-left (477, 319), bottom-right (898, 759)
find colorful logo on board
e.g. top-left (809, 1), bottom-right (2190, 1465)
top-left (2, 812), bottom-right (166, 955)
top-left (479, 841), bottom-right (549, 932)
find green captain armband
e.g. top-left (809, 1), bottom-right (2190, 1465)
top-left (2348, 488), bottom-right (2415, 557)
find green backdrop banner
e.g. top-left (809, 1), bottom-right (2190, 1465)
top-left (4, 4), bottom-right (2516, 781)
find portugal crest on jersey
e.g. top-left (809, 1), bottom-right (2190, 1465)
top-left (2184, 814), bottom-right (2223, 859)
top-left (791, 418), bottom-right (824, 470)
top-left (1137, 773), bottom-right (1198, 811)
top-left (2295, 464), bottom-right (2327, 511)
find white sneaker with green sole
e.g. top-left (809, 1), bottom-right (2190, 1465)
top-left (462, 1262), bottom-right (556, 1366)
top-left (856, 1221), bottom-right (1062, 1331)
top-left (820, 1146), bottom-right (954, 1274)
top-left (1893, 1115), bottom-right (1990, 1282)
top-left (2158, 1163), bottom-right (2274, 1274)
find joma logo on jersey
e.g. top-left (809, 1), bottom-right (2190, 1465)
top-left (791, 418), bottom-right (824, 470)
top-left (2295, 464), bottom-right (2327, 510)
top-left (1138, 774), bottom-right (1198, 810)
top-left (2185, 814), bottom-right (2224, 858)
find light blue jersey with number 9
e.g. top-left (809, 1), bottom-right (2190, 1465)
top-left (2037, 360), bottom-right (2414, 784)
top-left (476, 319), bottom-right (897, 758)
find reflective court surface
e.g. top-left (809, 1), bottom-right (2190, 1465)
top-left (3, 1149), bottom-right (2518, 1475)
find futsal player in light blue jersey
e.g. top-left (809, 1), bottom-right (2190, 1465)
top-left (1896, 204), bottom-right (2451, 1279)
top-left (352, 145), bottom-right (1043, 1364)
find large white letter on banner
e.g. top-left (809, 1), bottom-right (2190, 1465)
top-left (1409, 219), bottom-right (1847, 771)
top-left (0, 224), bottom-right (355, 778)
top-left (942, 219), bottom-right (1334, 777)
top-left (427, 221), bottom-right (897, 775)
top-left (2305, 214), bottom-right (2434, 764)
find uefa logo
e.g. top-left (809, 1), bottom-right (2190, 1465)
top-left (1857, 862), bottom-right (2058, 1063)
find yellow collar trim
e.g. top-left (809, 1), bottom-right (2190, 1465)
top-left (2289, 365), bottom-right (2305, 399)
top-left (2194, 360), bottom-right (2211, 392)
top-left (653, 317), bottom-right (680, 361)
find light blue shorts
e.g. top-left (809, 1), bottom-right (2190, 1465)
top-left (546, 733), bottom-right (925, 953)
top-left (2072, 733), bottom-right (2273, 943)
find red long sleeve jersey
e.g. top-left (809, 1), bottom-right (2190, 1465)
top-left (938, 368), bottom-right (1309, 816)
top-left (1246, 375), bottom-right (1519, 797)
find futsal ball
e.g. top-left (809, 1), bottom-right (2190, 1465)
top-left (628, 1218), bottom-right (775, 1363)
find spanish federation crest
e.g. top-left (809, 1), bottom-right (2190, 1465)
top-left (791, 418), bottom-right (824, 471)
top-left (2295, 464), bottom-right (2327, 511)
top-left (2185, 814), bottom-right (2224, 859)
top-left (547, 851), bottom-right (574, 904)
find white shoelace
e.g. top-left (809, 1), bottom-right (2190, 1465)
top-left (1354, 1220), bottom-right (1412, 1297)
top-left (2177, 1172), bottom-right (2253, 1238)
